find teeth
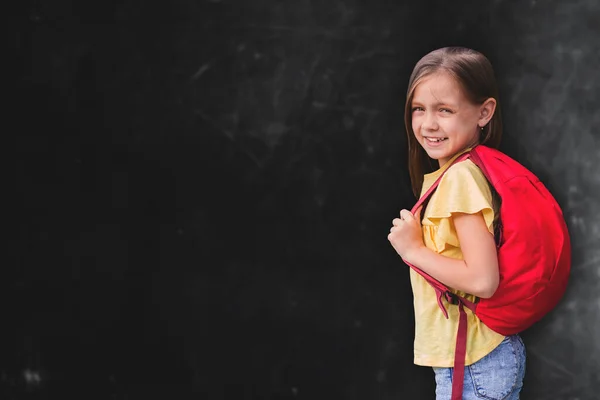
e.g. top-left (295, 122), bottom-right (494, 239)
top-left (426, 137), bottom-right (446, 142)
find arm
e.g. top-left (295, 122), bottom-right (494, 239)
top-left (405, 211), bottom-right (499, 298)
top-left (389, 209), bottom-right (499, 298)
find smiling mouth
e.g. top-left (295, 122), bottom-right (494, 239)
top-left (425, 137), bottom-right (447, 143)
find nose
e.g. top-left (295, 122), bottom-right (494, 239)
top-left (422, 111), bottom-right (438, 131)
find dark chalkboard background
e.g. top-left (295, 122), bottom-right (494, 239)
top-left (7, 0), bottom-right (599, 399)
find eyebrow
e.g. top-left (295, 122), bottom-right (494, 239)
top-left (411, 100), bottom-right (458, 108)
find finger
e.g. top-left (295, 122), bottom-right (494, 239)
top-left (392, 218), bottom-right (402, 226)
top-left (399, 209), bottom-right (413, 221)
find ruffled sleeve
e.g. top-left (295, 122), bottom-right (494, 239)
top-left (422, 160), bottom-right (495, 252)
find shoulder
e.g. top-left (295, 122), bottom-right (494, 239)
top-left (439, 159), bottom-right (490, 193)
top-left (432, 159), bottom-right (493, 207)
top-left (424, 158), bottom-right (495, 232)
top-left (443, 159), bottom-right (486, 183)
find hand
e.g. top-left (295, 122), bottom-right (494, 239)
top-left (387, 206), bottom-right (425, 262)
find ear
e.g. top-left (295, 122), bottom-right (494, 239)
top-left (478, 98), bottom-right (497, 128)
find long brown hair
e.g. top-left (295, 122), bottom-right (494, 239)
top-left (404, 47), bottom-right (503, 198)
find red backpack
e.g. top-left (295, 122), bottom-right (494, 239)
top-left (405, 145), bottom-right (571, 400)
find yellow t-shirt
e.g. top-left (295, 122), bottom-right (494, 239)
top-left (410, 149), bottom-right (505, 367)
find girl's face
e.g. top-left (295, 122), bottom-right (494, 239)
top-left (411, 72), bottom-right (492, 167)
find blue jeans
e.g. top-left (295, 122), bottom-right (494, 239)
top-left (432, 334), bottom-right (526, 400)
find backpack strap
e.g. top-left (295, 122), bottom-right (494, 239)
top-left (404, 151), bottom-right (472, 316)
top-left (403, 150), bottom-right (479, 400)
top-left (450, 295), bottom-right (476, 400)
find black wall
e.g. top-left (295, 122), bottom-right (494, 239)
top-left (7, 0), bottom-right (599, 399)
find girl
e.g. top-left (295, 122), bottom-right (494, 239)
top-left (387, 47), bottom-right (526, 399)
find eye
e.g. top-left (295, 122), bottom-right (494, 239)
top-left (439, 108), bottom-right (453, 113)
top-left (412, 106), bottom-right (424, 112)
